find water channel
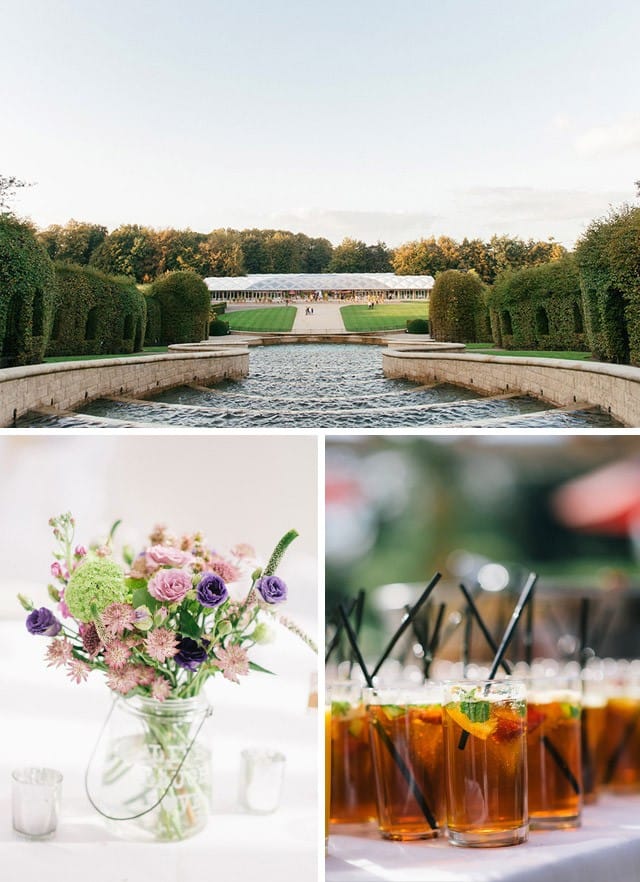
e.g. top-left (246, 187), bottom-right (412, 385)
top-left (17, 344), bottom-right (620, 428)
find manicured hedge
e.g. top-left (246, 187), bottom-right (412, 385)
top-left (150, 271), bottom-right (210, 344)
top-left (575, 206), bottom-right (640, 365)
top-left (48, 263), bottom-right (146, 356)
top-left (209, 318), bottom-right (230, 336)
top-left (429, 270), bottom-right (487, 342)
top-left (0, 215), bottom-right (57, 366)
top-left (487, 257), bottom-right (587, 352)
top-left (406, 318), bottom-right (430, 334)
top-left (144, 293), bottom-right (162, 346)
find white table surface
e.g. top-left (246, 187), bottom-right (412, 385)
top-left (326, 795), bottom-right (640, 882)
top-left (0, 619), bottom-right (319, 882)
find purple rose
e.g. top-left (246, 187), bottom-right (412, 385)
top-left (196, 573), bottom-right (228, 608)
top-left (26, 607), bottom-right (62, 637)
top-left (255, 575), bottom-right (287, 604)
top-left (175, 637), bottom-right (208, 671)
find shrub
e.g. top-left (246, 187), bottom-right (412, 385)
top-left (0, 215), bottom-right (57, 366)
top-left (487, 257), bottom-right (586, 351)
top-left (405, 318), bottom-right (430, 334)
top-left (151, 271), bottom-right (210, 344)
top-left (575, 206), bottom-right (640, 365)
top-left (144, 293), bottom-right (162, 346)
top-left (211, 301), bottom-right (227, 316)
top-left (48, 263), bottom-right (146, 356)
top-left (208, 318), bottom-right (230, 336)
top-left (429, 270), bottom-right (486, 342)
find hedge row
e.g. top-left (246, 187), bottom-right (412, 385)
top-left (487, 257), bottom-right (587, 351)
top-left (48, 264), bottom-right (147, 356)
top-left (429, 270), bottom-right (488, 343)
top-left (575, 206), bottom-right (640, 365)
top-left (145, 271), bottom-right (210, 345)
top-left (0, 215), bottom-right (57, 366)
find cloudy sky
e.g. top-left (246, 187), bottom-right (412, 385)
top-left (2, 0), bottom-right (638, 247)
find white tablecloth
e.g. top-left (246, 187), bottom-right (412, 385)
top-left (0, 620), bottom-right (318, 882)
top-left (326, 795), bottom-right (640, 882)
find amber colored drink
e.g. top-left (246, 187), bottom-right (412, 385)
top-left (581, 698), bottom-right (606, 803)
top-left (329, 686), bottom-right (377, 824)
top-left (601, 695), bottom-right (640, 793)
top-left (443, 680), bottom-right (528, 848)
top-left (366, 688), bottom-right (445, 840)
top-left (526, 690), bottom-right (582, 828)
top-left (325, 706), bottom-right (331, 849)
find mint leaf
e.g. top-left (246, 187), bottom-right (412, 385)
top-left (460, 700), bottom-right (491, 723)
top-left (381, 704), bottom-right (406, 720)
top-left (331, 700), bottom-right (351, 717)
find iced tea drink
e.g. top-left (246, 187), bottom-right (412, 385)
top-left (365, 685), bottom-right (445, 840)
top-left (601, 689), bottom-right (640, 793)
top-left (525, 678), bottom-right (582, 828)
top-left (325, 704), bottom-right (331, 849)
top-left (443, 679), bottom-right (528, 847)
top-left (581, 671), bottom-right (607, 803)
top-left (328, 682), bottom-right (377, 824)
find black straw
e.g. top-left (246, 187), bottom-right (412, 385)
top-left (371, 572), bottom-right (441, 679)
top-left (424, 603), bottom-right (446, 679)
top-left (324, 596), bottom-right (357, 664)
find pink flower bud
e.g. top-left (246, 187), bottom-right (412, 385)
top-left (50, 562), bottom-right (64, 579)
top-left (74, 545), bottom-right (88, 559)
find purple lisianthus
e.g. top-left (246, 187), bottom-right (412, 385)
top-left (26, 607), bottom-right (62, 637)
top-left (175, 637), bottom-right (208, 671)
top-left (196, 573), bottom-right (228, 608)
top-left (255, 575), bottom-right (288, 604)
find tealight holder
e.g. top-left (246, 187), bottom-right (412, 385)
top-left (239, 748), bottom-right (286, 814)
top-left (12, 767), bottom-right (63, 839)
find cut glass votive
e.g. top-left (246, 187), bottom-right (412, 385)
top-left (239, 749), bottom-right (286, 814)
top-left (12, 767), bottom-right (63, 839)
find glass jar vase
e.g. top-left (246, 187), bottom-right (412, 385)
top-left (87, 694), bottom-right (212, 842)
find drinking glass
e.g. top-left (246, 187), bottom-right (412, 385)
top-left (328, 681), bottom-right (377, 824)
top-left (365, 683), bottom-right (445, 840)
top-left (12, 767), bottom-right (63, 839)
top-left (601, 665), bottom-right (640, 793)
top-left (443, 679), bottom-right (528, 847)
top-left (581, 667), bottom-right (607, 803)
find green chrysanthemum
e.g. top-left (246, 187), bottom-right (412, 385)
top-left (65, 558), bottom-right (127, 623)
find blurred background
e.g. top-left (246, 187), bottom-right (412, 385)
top-left (326, 435), bottom-right (640, 674)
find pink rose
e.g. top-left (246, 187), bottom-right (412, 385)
top-left (146, 545), bottom-right (195, 569)
top-left (148, 568), bottom-right (193, 603)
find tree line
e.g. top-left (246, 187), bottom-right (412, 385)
top-left (36, 220), bottom-right (566, 285)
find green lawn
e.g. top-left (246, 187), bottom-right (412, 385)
top-left (465, 343), bottom-right (594, 361)
top-left (340, 303), bottom-right (429, 332)
top-left (226, 307), bottom-right (296, 332)
top-left (45, 347), bottom-right (169, 364)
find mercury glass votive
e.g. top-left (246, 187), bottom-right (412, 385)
top-left (12, 767), bottom-right (63, 839)
top-left (239, 749), bottom-right (286, 814)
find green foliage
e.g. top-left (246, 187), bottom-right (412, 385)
top-left (340, 303), bottom-right (429, 332)
top-left (429, 270), bottom-right (487, 343)
top-left (0, 214), bottom-right (57, 366)
top-left (38, 220), bottom-right (107, 264)
top-left (406, 318), bottom-right (430, 334)
top-left (211, 301), bottom-right (227, 315)
top-left (90, 224), bottom-right (162, 283)
top-left (48, 263), bottom-right (147, 356)
top-left (208, 318), bottom-right (230, 336)
top-left (575, 205), bottom-right (640, 365)
top-left (487, 257), bottom-right (588, 352)
top-left (143, 293), bottom-right (162, 346)
top-left (150, 271), bottom-right (210, 344)
top-left (329, 238), bottom-right (392, 272)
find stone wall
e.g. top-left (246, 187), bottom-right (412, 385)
top-left (382, 351), bottom-right (640, 427)
top-left (0, 349), bottom-right (249, 426)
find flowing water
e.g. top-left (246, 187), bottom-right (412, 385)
top-left (17, 344), bottom-right (620, 429)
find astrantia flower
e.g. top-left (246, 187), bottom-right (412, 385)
top-left (231, 543), bottom-right (255, 560)
top-left (256, 575), bottom-right (287, 604)
top-left (215, 644), bottom-right (250, 684)
top-left (64, 558), bottom-right (127, 622)
top-left (196, 573), bottom-right (228, 609)
top-left (101, 603), bottom-right (137, 637)
top-left (149, 524), bottom-right (169, 545)
top-left (133, 665), bottom-right (156, 687)
top-left (148, 568), bottom-right (192, 604)
top-left (67, 658), bottom-right (91, 684)
top-left (151, 677), bottom-right (172, 702)
top-left (146, 545), bottom-right (195, 569)
top-left (145, 628), bottom-right (179, 663)
top-left (209, 558), bottom-right (241, 584)
top-left (26, 607), bottom-right (62, 637)
top-left (45, 638), bottom-right (73, 668)
top-left (106, 667), bottom-right (138, 695)
top-left (175, 637), bottom-right (208, 671)
top-left (104, 640), bottom-right (131, 670)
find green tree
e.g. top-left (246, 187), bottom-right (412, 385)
top-left (38, 219), bottom-right (107, 265)
top-left (90, 224), bottom-right (162, 282)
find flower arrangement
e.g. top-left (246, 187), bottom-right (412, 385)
top-left (19, 513), bottom-right (316, 700)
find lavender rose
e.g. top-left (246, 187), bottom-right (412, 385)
top-left (146, 545), bottom-right (194, 569)
top-left (196, 573), bottom-right (228, 608)
top-left (255, 575), bottom-right (288, 604)
top-left (148, 568), bottom-right (193, 603)
top-left (175, 637), bottom-right (208, 671)
top-left (26, 607), bottom-right (62, 637)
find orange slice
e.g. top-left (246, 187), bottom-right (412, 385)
top-left (446, 704), bottom-right (497, 740)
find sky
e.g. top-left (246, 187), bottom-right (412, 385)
top-left (2, 0), bottom-right (639, 248)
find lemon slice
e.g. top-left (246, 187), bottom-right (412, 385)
top-left (446, 703), bottom-right (497, 740)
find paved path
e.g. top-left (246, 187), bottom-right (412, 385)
top-left (292, 302), bottom-right (346, 332)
